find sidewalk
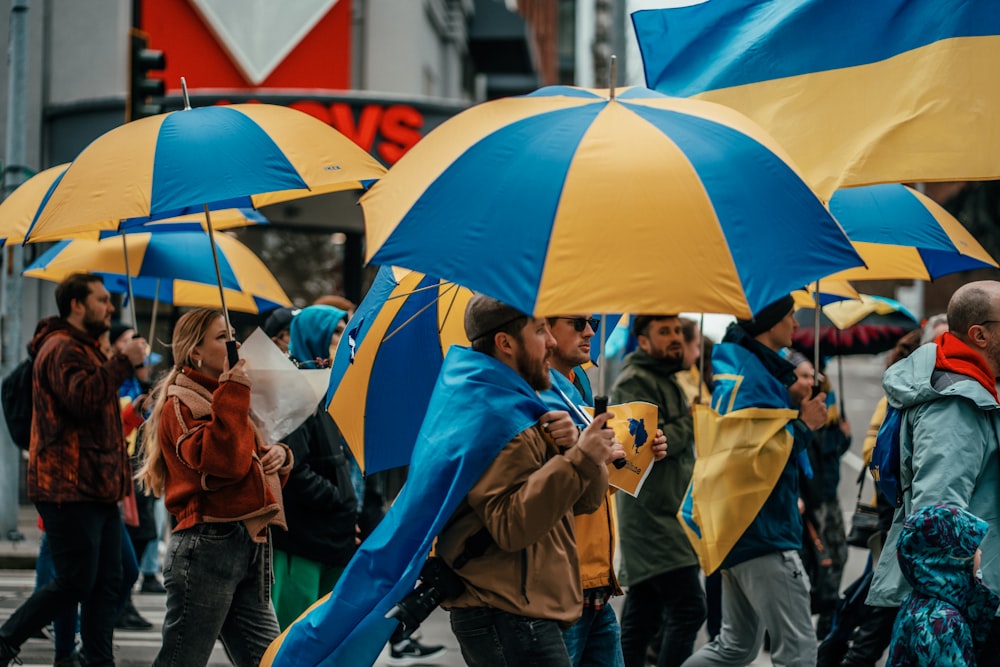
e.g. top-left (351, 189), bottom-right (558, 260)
top-left (0, 504), bottom-right (41, 570)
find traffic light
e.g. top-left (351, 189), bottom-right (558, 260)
top-left (127, 28), bottom-right (165, 122)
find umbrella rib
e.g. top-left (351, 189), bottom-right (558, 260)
top-left (438, 284), bottom-right (460, 336)
top-left (382, 283), bottom-right (459, 344)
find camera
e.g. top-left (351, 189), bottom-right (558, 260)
top-left (385, 557), bottom-right (464, 639)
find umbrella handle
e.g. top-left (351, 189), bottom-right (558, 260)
top-left (226, 340), bottom-right (239, 367)
top-left (594, 395), bottom-right (626, 470)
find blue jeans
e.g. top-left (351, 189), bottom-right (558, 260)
top-left (153, 522), bottom-right (280, 667)
top-left (562, 603), bottom-right (624, 667)
top-left (450, 607), bottom-right (571, 666)
top-left (1, 502), bottom-right (122, 667)
top-left (140, 497), bottom-right (167, 575)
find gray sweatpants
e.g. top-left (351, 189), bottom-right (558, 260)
top-left (682, 550), bottom-right (817, 667)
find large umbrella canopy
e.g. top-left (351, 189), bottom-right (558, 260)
top-left (826, 183), bottom-right (998, 281)
top-left (791, 295), bottom-right (920, 357)
top-left (362, 85), bottom-right (863, 319)
top-left (0, 163), bottom-right (269, 246)
top-left (24, 231), bottom-right (290, 314)
top-left (25, 103), bottom-right (386, 242)
top-left (327, 266), bottom-right (471, 474)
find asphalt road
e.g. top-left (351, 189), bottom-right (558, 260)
top-left (0, 356), bottom-right (888, 667)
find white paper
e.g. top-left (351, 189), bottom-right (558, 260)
top-left (241, 327), bottom-right (331, 444)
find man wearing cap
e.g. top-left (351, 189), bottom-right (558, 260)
top-left (436, 295), bottom-right (625, 666)
top-left (610, 315), bottom-right (706, 667)
top-left (683, 295), bottom-right (828, 667)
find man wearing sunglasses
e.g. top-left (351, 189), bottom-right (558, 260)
top-left (542, 314), bottom-right (667, 667)
top-left (611, 315), bottom-right (706, 667)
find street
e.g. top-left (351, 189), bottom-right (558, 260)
top-left (0, 356), bottom-right (887, 667)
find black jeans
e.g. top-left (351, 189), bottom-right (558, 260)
top-left (450, 607), bottom-right (571, 666)
top-left (620, 565), bottom-right (707, 667)
top-left (0, 502), bottom-right (122, 667)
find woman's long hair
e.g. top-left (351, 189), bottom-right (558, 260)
top-left (136, 308), bottom-right (223, 496)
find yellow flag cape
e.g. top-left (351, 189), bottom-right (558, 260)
top-left (678, 404), bottom-right (798, 575)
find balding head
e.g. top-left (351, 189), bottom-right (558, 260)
top-left (947, 281), bottom-right (1000, 343)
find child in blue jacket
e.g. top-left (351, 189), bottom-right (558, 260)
top-left (888, 504), bottom-right (999, 666)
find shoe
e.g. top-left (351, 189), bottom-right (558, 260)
top-left (140, 574), bottom-right (166, 594)
top-left (115, 602), bottom-right (153, 630)
top-left (53, 650), bottom-right (81, 667)
top-left (387, 637), bottom-right (446, 665)
top-left (0, 636), bottom-right (21, 667)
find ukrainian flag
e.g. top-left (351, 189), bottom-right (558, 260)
top-left (262, 346), bottom-right (548, 667)
top-left (633, 0), bottom-right (1000, 198)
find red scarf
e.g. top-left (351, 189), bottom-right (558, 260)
top-left (934, 332), bottom-right (999, 401)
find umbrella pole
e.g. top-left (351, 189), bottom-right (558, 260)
top-left (202, 204), bottom-right (239, 367)
top-left (698, 312), bottom-right (706, 404)
top-left (146, 278), bottom-right (160, 369)
top-left (120, 231), bottom-right (139, 332)
top-left (813, 280), bottom-right (821, 395)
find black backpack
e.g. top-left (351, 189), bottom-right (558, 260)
top-left (2, 356), bottom-right (33, 450)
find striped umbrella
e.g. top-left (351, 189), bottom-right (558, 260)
top-left (362, 85), bottom-right (863, 321)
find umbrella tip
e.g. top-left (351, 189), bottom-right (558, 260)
top-left (609, 55), bottom-right (617, 101)
top-left (181, 77), bottom-right (191, 110)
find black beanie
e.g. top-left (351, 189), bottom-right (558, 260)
top-left (108, 321), bottom-right (133, 346)
top-left (736, 294), bottom-right (795, 338)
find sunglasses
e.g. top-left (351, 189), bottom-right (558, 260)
top-left (556, 317), bottom-right (600, 333)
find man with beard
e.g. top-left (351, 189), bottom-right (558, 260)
top-left (437, 294), bottom-right (625, 666)
top-left (542, 314), bottom-right (667, 666)
top-left (611, 315), bottom-right (706, 667)
top-left (0, 273), bottom-right (146, 667)
top-left (868, 281), bottom-right (1000, 665)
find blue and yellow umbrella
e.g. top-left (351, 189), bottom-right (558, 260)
top-left (363, 85), bottom-right (863, 320)
top-left (26, 104), bottom-right (386, 242)
top-left (827, 183), bottom-right (998, 281)
top-left (23, 231), bottom-right (291, 314)
top-left (327, 266), bottom-right (471, 473)
top-left (0, 163), bottom-right (269, 246)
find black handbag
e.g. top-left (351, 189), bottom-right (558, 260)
top-left (846, 472), bottom-right (881, 549)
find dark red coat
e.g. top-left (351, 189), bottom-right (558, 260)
top-left (27, 317), bottom-right (133, 504)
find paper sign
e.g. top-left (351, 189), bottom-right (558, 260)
top-left (241, 327), bottom-right (331, 444)
top-left (585, 401), bottom-right (659, 497)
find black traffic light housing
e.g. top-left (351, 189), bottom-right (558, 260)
top-left (127, 28), bottom-right (165, 121)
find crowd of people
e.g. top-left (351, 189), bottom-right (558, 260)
top-left (1, 272), bottom-right (1000, 667)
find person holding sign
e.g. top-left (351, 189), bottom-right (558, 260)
top-left (541, 314), bottom-right (667, 667)
top-left (611, 315), bottom-right (705, 667)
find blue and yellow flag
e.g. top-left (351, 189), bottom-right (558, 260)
top-left (678, 339), bottom-right (799, 574)
top-left (633, 0), bottom-right (1000, 198)
top-left (263, 346), bottom-right (547, 667)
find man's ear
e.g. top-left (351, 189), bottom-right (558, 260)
top-left (970, 325), bottom-right (990, 348)
top-left (636, 334), bottom-right (650, 354)
top-left (494, 331), bottom-right (515, 356)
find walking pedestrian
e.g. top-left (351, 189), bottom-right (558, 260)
top-left (137, 308), bottom-right (293, 667)
top-left (0, 273), bottom-right (146, 667)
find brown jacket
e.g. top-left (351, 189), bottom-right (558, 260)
top-left (437, 425), bottom-right (608, 625)
top-left (27, 317), bottom-right (133, 504)
top-left (160, 368), bottom-right (292, 540)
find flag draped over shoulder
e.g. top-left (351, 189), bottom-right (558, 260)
top-left (264, 346), bottom-right (547, 667)
top-left (633, 0), bottom-right (1000, 199)
top-left (678, 342), bottom-right (797, 574)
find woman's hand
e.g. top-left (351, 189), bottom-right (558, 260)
top-left (260, 444), bottom-right (287, 475)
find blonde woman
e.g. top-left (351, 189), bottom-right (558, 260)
top-left (138, 308), bottom-right (292, 667)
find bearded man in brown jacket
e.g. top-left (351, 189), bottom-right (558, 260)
top-left (0, 273), bottom-right (146, 667)
top-left (437, 294), bottom-right (625, 667)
